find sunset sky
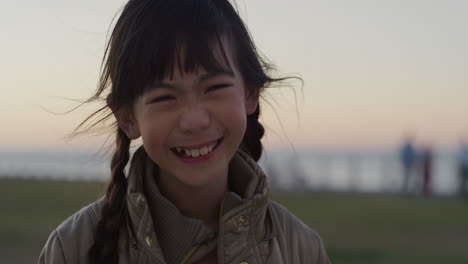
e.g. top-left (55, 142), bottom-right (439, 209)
top-left (1, 0), bottom-right (467, 152)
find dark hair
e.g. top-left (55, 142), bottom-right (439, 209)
top-left (81, 0), bottom-right (288, 262)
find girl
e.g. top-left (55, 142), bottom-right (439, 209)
top-left (39, 0), bottom-right (330, 263)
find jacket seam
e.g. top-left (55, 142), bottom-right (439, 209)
top-left (266, 203), bottom-right (289, 263)
top-left (55, 230), bottom-right (68, 264)
top-left (88, 204), bottom-right (99, 226)
top-left (250, 198), bottom-right (263, 264)
top-left (88, 198), bottom-right (105, 226)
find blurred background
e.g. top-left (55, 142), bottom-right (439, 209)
top-left (1, 0), bottom-right (468, 263)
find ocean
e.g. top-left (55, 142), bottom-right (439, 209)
top-left (0, 149), bottom-right (462, 195)
top-left (260, 149), bottom-right (460, 195)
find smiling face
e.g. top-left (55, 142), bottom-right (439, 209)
top-left (117, 40), bottom-right (258, 191)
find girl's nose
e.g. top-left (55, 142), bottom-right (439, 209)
top-left (179, 105), bottom-right (211, 133)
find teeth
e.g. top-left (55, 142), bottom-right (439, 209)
top-left (200, 146), bottom-right (208, 155)
top-left (208, 143), bottom-right (215, 152)
top-left (191, 149), bottom-right (200, 157)
top-left (184, 149), bottom-right (191, 156)
top-left (175, 140), bottom-right (219, 158)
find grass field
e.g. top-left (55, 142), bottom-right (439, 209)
top-left (1, 178), bottom-right (467, 263)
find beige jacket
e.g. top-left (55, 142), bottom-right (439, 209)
top-left (39, 148), bottom-right (330, 264)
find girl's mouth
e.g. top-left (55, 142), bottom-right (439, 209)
top-left (171, 138), bottom-right (223, 160)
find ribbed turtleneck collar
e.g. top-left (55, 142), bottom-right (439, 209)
top-left (142, 167), bottom-right (215, 264)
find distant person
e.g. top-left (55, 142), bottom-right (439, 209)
top-left (38, 1), bottom-right (329, 264)
top-left (400, 138), bottom-right (416, 193)
top-left (420, 146), bottom-right (433, 196)
top-left (458, 142), bottom-right (468, 196)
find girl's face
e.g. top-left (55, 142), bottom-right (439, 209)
top-left (120, 40), bottom-right (258, 190)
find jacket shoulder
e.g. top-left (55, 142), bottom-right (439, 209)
top-left (268, 200), bottom-right (330, 264)
top-left (38, 197), bottom-right (105, 264)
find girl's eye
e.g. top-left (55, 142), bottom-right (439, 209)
top-left (148, 95), bottom-right (175, 104)
top-left (206, 83), bottom-right (231, 93)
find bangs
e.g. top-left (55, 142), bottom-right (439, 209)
top-left (111, 0), bottom-right (234, 103)
top-left (155, 25), bottom-right (232, 81)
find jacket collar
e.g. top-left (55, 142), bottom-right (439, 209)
top-left (126, 146), bottom-right (267, 198)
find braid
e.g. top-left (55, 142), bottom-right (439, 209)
top-left (89, 128), bottom-right (130, 264)
top-left (242, 104), bottom-right (264, 161)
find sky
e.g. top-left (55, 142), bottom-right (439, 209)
top-left (1, 0), bottom-right (467, 152)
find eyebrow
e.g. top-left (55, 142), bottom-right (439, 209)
top-left (146, 69), bottom-right (235, 92)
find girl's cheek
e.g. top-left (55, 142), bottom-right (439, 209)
top-left (208, 90), bottom-right (244, 109)
top-left (145, 103), bottom-right (177, 114)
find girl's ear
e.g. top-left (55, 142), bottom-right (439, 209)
top-left (115, 108), bottom-right (141, 140)
top-left (108, 96), bottom-right (141, 140)
top-left (245, 88), bottom-right (260, 115)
